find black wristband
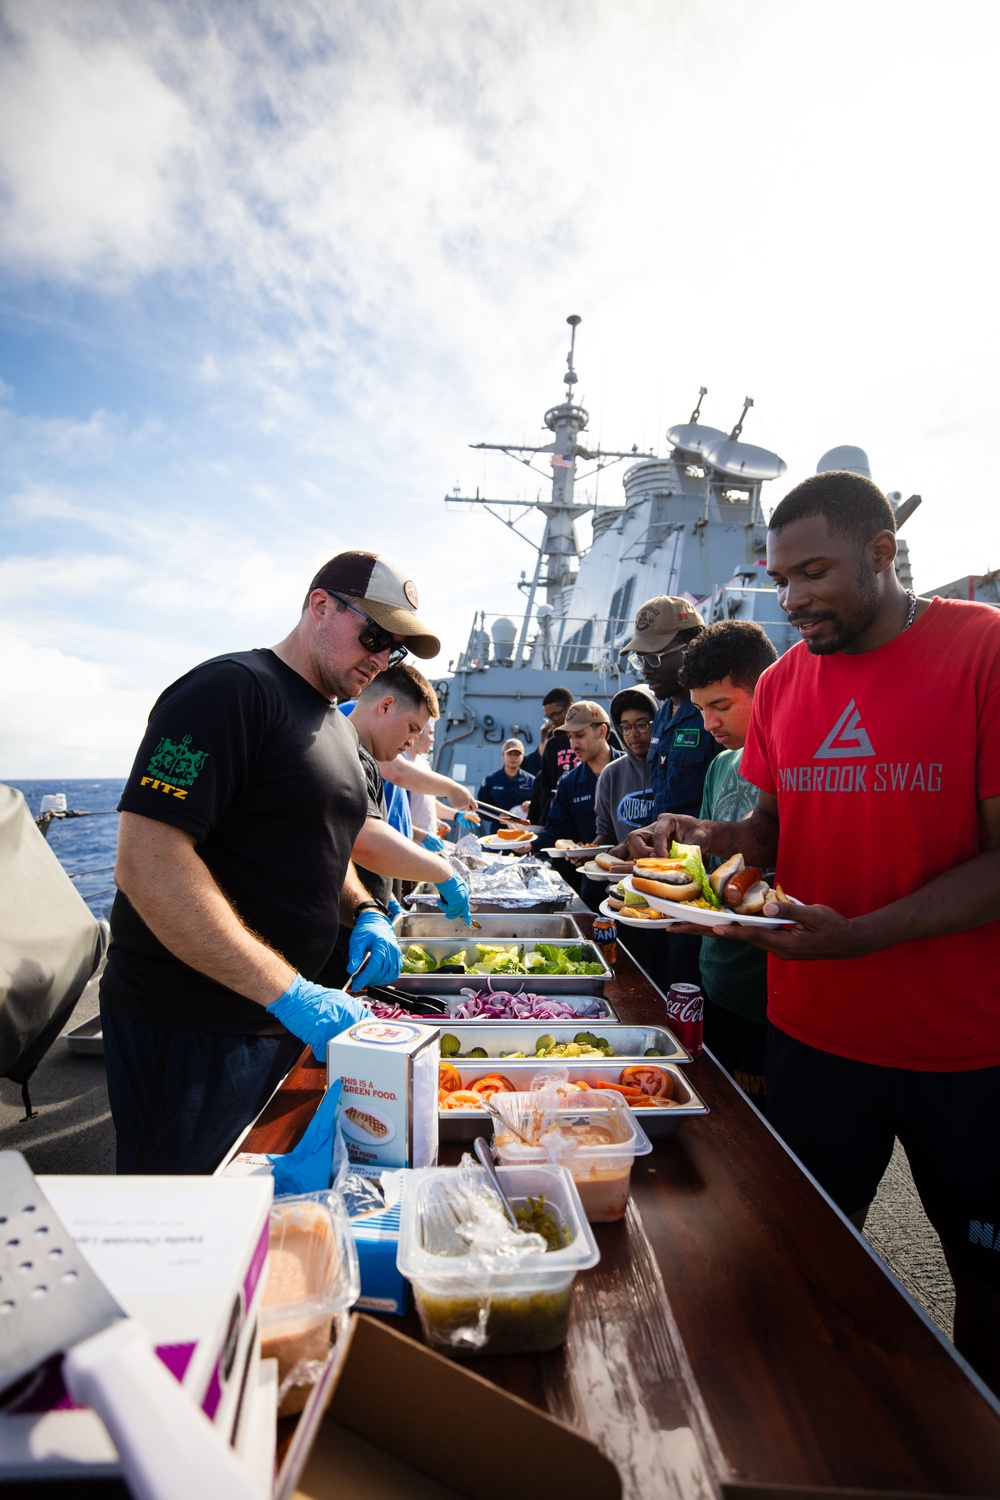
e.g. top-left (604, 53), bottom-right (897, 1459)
top-left (352, 898), bottom-right (388, 922)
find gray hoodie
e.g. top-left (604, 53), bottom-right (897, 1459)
top-left (594, 686), bottom-right (657, 843)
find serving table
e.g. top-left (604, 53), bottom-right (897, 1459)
top-left (242, 915), bottom-right (1000, 1498)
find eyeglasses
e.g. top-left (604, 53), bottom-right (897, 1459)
top-left (332, 595), bottom-right (408, 667)
top-left (619, 718), bottom-right (653, 735)
top-left (626, 642), bottom-right (686, 671)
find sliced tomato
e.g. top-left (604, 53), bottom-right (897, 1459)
top-left (440, 1090), bottom-right (484, 1111)
top-left (439, 1063), bottom-right (463, 1094)
top-left (468, 1074), bottom-right (516, 1100)
top-left (619, 1065), bottom-right (675, 1099)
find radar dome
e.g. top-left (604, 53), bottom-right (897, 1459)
top-left (491, 617), bottom-right (518, 646)
top-left (816, 445), bottom-right (871, 478)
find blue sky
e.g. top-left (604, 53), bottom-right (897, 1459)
top-left (2, 0), bottom-right (998, 775)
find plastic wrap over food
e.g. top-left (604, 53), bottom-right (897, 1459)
top-left (407, 853), bottom-right (573, 909)
top-left (401, 1155), bottom-right (548, 1349)
top-left (490, 1082), bottom-right (644, 1162)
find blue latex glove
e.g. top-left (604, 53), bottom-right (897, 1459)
top-left (266, 976), bottom-right (368, 1062)
top-left (347, 909), bottom-right (403, 986)
top-left (452, 812), bottom-right (479, 840)
top-left (387, 896), bottom-right (405, 919)
top-left (421, 831), bottom-right (445, 852)
top-left (267, 1081), bottom-right (343, 1194)
top-left (436, 874), bottom-right (472, 925)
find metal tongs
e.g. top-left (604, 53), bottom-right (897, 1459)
top-left (475, 800), bottom-right (533, 827)
top-left (356, 983), bottom-right (450, 1016)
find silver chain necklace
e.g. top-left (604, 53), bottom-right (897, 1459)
top-left (902, 589), bottom-right (917, 631)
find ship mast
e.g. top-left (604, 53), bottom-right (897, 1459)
top-left (445, 315), bottom-right (648, 668)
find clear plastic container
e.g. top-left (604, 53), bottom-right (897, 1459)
top-left (262, 1189), bottom-right (360, 1415)
top-left (397, 1161), bottom-right (599, 1355)
top-left (488, 1089), bottom-right (653, 1222)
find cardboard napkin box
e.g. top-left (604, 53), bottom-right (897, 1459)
top-left (0, 1174), bottom-right (273, 1482)
top-left (278, 1314), bottom-right (622, 1500)
top-left (326, 1018), bottom-right (439, 1172)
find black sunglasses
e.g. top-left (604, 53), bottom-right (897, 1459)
top-left (332, 595), bottom-right (408, 667)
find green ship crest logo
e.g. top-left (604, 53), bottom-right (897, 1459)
top-left (145, 734), bottom-right (209, 788)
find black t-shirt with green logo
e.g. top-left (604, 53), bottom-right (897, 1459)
top-left (102, 649), bottom-right (369, 1035)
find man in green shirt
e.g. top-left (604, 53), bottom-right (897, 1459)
top-left (677, 622), bottom-right (778, 1102)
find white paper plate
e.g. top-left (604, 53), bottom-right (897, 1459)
top-left (598, 897), bottom-right (677, 930)
top-left (576, 862), bottom-right (626, 882)
top-left (541, 844), bottom-right (614, 859)
top-left (621, 876), bottom-right (799, 927)
top-left (480, 833), bottom-right (537, 852)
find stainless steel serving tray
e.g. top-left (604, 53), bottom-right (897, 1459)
top-left (395, 993), bottom-right (619, 1022)
top-left (393, 913), bottom-right (585, 941)
top-left (393, 938), bottom-right (612, 995)
top-left (436, 1021), bottom-right (683, 1057)
top-left (439, 1060), bottom-right (706, 1142)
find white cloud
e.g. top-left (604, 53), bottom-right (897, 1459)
top-left (2, 0), bottom-right (1000, 773)
top-left (0, 628), bottom-right (152, 777)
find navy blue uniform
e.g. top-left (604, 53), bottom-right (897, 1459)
top-left (647, 695), bottom-right (721, 817)
top-left (476, 766), bottom-right (535, 833)
top-left (540, 752), bottom-right (623, 911)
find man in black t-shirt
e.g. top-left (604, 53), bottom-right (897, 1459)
top-left (101, 550), bottom-right (443, 1173)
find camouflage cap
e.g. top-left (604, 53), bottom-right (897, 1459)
top-left (619, 595), bottom-right (705, 655)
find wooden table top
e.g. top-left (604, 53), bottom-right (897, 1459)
top-left (243, 916), bottom-right (1000, 1498)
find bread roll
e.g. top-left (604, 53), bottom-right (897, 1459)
top-left (262, 1202), bottom-right (339, 1416)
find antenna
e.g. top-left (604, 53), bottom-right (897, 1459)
top-left (565, 314), bottom-right (581, 390)
top-left (729, 396), bottom-right (753, 441)
top-left (689, 386), bottom-right (707, 425)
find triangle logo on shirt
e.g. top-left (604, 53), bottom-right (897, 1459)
top-left (814, 699), bottom-right (876, 759)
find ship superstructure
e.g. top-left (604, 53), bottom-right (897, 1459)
top-left (432, 318), bottom-right (920, 791)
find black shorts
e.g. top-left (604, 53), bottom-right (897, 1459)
top-left (767, 1024), bottom-right (1000, 1289)
top-left (703, 998), bottom-right (767, 1106)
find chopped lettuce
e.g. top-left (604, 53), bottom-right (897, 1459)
top-left (401, 944), bottom-right (438, 973)
top-left (670, 841), bottom-right (722, 909)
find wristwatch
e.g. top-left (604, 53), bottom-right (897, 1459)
top-left (352, 897), bottom-right (389, 922)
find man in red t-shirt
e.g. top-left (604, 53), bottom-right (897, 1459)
top-left (631, 470), bottom-right (1000, 1394)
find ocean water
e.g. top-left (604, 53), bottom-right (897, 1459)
top-left (8, 779), bottom-right (125, 920)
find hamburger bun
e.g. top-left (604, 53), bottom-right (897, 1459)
top-left (631, 873), bottom-right (702, 903)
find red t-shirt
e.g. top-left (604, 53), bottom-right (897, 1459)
top-left (739, 597), bottom-right (1000, 1070)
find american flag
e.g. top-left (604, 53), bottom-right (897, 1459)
top-left (550, 453), bottom-right (573, 469)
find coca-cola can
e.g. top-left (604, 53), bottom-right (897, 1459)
top-left (664, 982), bottom-right (704, 1057)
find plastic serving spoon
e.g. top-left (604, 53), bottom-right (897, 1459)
top-left (474, 1136), bottom-right (519, 1229)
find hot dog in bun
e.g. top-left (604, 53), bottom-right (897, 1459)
top-left (708, 854), bottom-right (769, 914)
top-left (594, 853), bottom-right (634, 875)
